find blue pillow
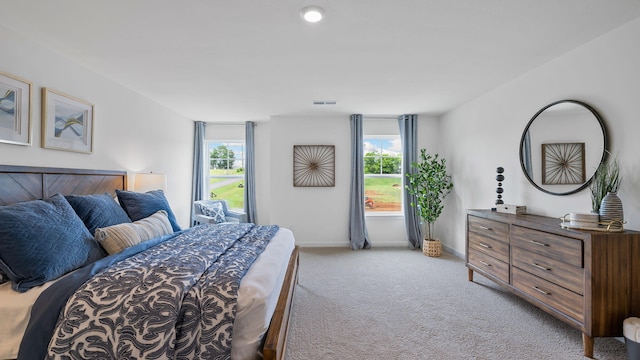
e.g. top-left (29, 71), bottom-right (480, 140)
top-left (116, 189), bottom-right (181, 232)
top-left (0, 194), bottom-right (107, 292)
top-left (65, 193), bottom-right (132, 236)
top-left (199, 202), bottom-right (227, 224)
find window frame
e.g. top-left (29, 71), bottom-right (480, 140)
top-left (206, 140), bottom-right (246, 211)
top-left (363, 135), bottom-right (404, 216)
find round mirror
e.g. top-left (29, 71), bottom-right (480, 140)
top-left (519, 100), bottom-right (607, 196)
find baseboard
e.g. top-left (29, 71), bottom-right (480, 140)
top-left (295, 240), bottom-right (411, 248)
top-left (442, 243), bottom-right (465, 259)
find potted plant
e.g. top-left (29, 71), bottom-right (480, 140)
top-left (405, 149), bottom-right (453, 257)
top-left (589, 154), bottom-right (623, 228)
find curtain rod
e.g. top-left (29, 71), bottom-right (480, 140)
top-left (362, 116), bottom-right (399, 120)
top-left (201, 122), bottom-right (254, 126)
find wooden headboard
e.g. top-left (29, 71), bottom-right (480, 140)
top-left (0, 165), bottom-right (127, 206)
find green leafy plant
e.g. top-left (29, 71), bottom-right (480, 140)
top-left (589, 153), bottom-right (621, 213)
top-left (405, 149), bottom-right (453, 241)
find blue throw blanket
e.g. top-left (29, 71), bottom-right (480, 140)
top-left (18, 223), bottom-right (278, 360)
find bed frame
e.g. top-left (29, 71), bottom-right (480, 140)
top-left (0, 164), bottom-right (299, 360)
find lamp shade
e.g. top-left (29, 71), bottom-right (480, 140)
top-left (134, 173), bottom-right (167, 193)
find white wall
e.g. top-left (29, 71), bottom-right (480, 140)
top-left (0, 25), bottom-right (195, 228)
top-left (263, 115), bottom-right (439, 247)
top-left (438, 17), bottom-right (640, 256)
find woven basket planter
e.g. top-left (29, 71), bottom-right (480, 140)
top-left (422, 239), bottom-right (442, 257)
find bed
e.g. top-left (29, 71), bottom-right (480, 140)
top-left (0, 165), bottom-right (299, 360)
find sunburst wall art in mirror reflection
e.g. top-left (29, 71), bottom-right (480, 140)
top-left (293, 145), bottom-right (335, 187)
top-left (542, 142), bottom-right (585, 185)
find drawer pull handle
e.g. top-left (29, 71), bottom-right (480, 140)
top-left (532, 263), bottom-right (550, 271)
top-left (479, 225), bottom-right (492, 231)
top-left (479, 261), bottom-right (491, 267)
top-left (532, 286), bottom-right (551, 296)
top-left (529, 240), bottom-right (549, 247)
top-left (479, 243), bottom-right (492, 249)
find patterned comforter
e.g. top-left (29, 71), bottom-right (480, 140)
top-left (19, 223), bottom-right (278, 360)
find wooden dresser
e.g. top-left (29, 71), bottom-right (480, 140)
top-left (466, 209), bottom-right (640, 358)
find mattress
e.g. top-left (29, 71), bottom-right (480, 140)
top-left (0, 227), bottom-right (295, 360)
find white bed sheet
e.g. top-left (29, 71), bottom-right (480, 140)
top-left (233, 227), bottom-right (296, 360)
top-left (0, 227), bottom-right (295, 360)
top-left (0, 280), bottom-right (55, 359)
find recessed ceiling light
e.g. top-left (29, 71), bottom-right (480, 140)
top-left (301, 6), bottom-right (324, 23)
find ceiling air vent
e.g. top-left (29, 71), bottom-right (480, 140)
top-left (312, 100), bottom-right (338, 105)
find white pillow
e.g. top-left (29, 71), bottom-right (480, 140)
top-left (95, 210), bottom-right (173, 255)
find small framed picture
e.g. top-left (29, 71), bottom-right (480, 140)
top-left (42, 88), bottom-right (94, 153)
top-left (0, 71), bottom-right (32, 146)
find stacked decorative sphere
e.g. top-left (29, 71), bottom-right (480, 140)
top-left (496, 167), bottom-right (504, 205)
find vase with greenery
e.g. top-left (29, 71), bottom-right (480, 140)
top-left (405, 149), bottom-right (453, 244)
top-left (589, 154), bottom-right (621, 214)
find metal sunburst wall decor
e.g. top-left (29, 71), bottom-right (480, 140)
top-left (542, 142), bottom-right (585, 185)
top-left (293, 145), bottom-right (335, 187)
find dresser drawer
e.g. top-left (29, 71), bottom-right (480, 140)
top-left (512, 246), bottom-right (584, 295)
top-left (512, 267), bottom-right (584, 323)
top-left (468, 215), bottom-right (509, 243)
top-left (468, 249), bottom-right (509, 283)
top-left (511, 226), bottom-right (583, 268)
top-left (468, 231), bottom-right (510, 263)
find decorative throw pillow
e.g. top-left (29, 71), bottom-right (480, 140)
top-left (65, 193), bottom-right (132, 235)
top-left (0, 194), bottom-right (106, 292)
top-left (199, 202), bottom-right (226, 224)
top-left (116, 189), bottom-right (181, 232)
top-left (95, 210), bottom-right (174, 255)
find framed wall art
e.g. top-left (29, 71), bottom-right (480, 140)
top-left (0, 71), bottom-right (32, 146)
top-left (42, 88), bottom-right (94, 153)
top-left (542, 142), bottom-right (585, 185)
top-left (293, 145), bottom-right (335, 187)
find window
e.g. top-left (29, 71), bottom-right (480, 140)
top-left (207, 140), bottom-right (245, 210)
top-left (363, 136), bottom-right (402, 213)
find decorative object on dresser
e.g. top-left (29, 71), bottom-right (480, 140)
top-left (599, 192), bottom-right (624, 230)
top-left (566, 212), bottom-right (599, 228)
top-left (466, 209), bottom-right (640, 358)
top-left (495, 166), bottom-right (504, 206)
top-left (589, 153), bottom-right (621, 213)
top-left (405, 149), bottom-right (453, 257)
top-left (589, 153), bottom-right (624, 230)
top-left (495, 204), bottom-right (526, 215)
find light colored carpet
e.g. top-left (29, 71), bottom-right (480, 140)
top-left (284, 247), bottom-right (628, 360)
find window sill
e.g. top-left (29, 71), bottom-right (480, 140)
top-left (365, 212), bottom-right (404, 219)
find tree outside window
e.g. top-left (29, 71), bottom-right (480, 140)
top-left (363, 136), bottom-right (402, 213)
top-left (208, 141), bottom-right (245, 210)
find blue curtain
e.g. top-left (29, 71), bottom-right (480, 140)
top-left (191, 121), bottom-right (206, 226)
top-left (523, 131), bottom-right (533, 179)
top-left (244, 121), bottom-right (257, 224)
top-left (349, 114), bottom-right (370, 249)
top-left (398, 114), bottom-right (423, 249)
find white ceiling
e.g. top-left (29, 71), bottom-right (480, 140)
top-left (2, 0), bottom-right (640, 123)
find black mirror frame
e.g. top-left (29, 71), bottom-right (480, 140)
top-left (519, 99), bottom-right (608, 196)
